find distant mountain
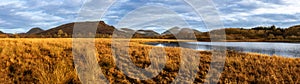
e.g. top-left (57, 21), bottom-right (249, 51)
top-left (118, 28), bottom-right (160, 38)
top-left (161, 27), bottom-right (202, 39)
top-left (120, 28), bottom-right (135, 33)
top-left (38, 21), bottom-right (120, 36)
top-left (192, 29), bottom-right (202, 35)
top-left (178, 28), bottom-right (202, 34)
top-left (26, 27), bottom-right (44, 34)
top-left (177, 28), bottom-right (202, 39)
top-left (162, 27), bottom-right (181, 35)
top-left (134, 30), bottom-right (160, 38)
top-left (162, 27), bottom-right (202, 35)
top-left (4, 20), bottom-right (299, 41)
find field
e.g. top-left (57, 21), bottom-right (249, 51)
top-left (0, 38), bottom-right (299, 83)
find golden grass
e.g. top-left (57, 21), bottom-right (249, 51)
top-left (0, 38), bottom-right (299, 83)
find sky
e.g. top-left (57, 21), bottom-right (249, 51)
top-left (0, 0), bottom-right (300, 33)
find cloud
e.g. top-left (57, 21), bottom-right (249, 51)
top-left (1, 0), bottom-right (300, 33)
top-left (0, 0), bottom-right (27, 9)
top-left (76, 0), bottom-right (116, 21)
top-left (15, 11), bottom-right (64, 21)
top-left (0, 0), bottom-right (85, 33)
top-left (249, 0), bottom-right (300, 15)
top-left (216, 0), bottom-right (300, 28)
top-left (115, 5), bottom-right (190, 31)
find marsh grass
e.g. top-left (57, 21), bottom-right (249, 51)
top-left (0, 38), bottom-right (299, 83)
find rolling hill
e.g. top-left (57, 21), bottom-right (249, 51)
top-left (133, 30), bottom-right (160, 38)
top-left (26, 27), bottom-right (44, 34)
top-left (38, 21), bottom-right (117, 35)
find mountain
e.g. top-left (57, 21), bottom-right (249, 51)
top-left (119, 28), bottom-right (160, 38)
top-left (176, 28), bottom-right (202, 39)
top-left (191, 29), bottom-right (202, 35)
top-left (133, 30), bottom-right (160, 38)
top-left (178, 28), bottom-right (202, 34)
top-left (161, 27), bottom-right (181, 35)
top-left (161, 27), bottom-right (202, 39)
top-left (26, 27), bottom-right (44, 34)
top-left (38, 21), bottom-right (119, 36)
top-left (162, 27), bottom-right (202, 35)
top-left (120, 28), bottom-right (135, 33)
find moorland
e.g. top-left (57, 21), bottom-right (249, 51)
top-left (0, 38), bottom-right (299, 83)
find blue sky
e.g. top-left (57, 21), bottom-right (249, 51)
top-left (0, 0), bottom-right (300, 33)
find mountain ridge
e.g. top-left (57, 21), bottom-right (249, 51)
top-left (1, 21), bottom-right (300, 42)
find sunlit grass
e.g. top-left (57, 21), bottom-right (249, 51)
top-left (0, 38), bottom-right (299, 83)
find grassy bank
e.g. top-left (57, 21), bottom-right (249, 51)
top-left (0, 38), bottom-right (299, 83)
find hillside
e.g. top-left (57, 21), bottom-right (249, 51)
top-left (26, 27), bottom-right (44, 34)
top-left (162, 27), bottom-right (181, 35)
top-left (120, 28), bottom-right (135, 33)
top-left (284, 25), bottom-right (300, 39)
top-left (221, 25), bottom-right (300, 41)
top-left (161, 27), bottom-right (203, 39)
top-left (38, 21), bottom-right (116, 35)
top-left (133, 30), bottom-right (160, 38)
top-left (35, 21), bottom-right (161, 38)
top-left (0, 31), bottom-right (8, 38)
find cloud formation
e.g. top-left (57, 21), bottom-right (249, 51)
top-left (0, 0), bottom-right (300, 33)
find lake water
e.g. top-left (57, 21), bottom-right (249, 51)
top-left (147, 42), bottom-right (300, 58)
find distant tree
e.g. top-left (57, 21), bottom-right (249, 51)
top-left (57, 29), bottom-right (64, 38)
top-left (271, 25), bottom-right (276, 30)
top-left (58, 29), bottom-right (64, 35)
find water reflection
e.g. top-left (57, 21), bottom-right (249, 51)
top-left (147, 42), bottom-right (300, 58)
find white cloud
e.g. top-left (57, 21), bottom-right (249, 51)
top-left (217, 0), bottom-right (300, 28)
top-left (236, 0), bottom-right (276, 7)
top-left (15, 11), bottom-right (64, 21)
top-left (31, 0), bottom-right (64, 8)
top-left (57, 9), bottom-right (79, 14)
top-left (116, 5), bottom-right (191, 31)
top-left (76, 0), bottom-right (116, 21)
top-left (0, 0), bottom-right (27, 9)
top-left (179, 12), bottom-right (202, 22)
top-left (32, 21), bottom-right (59, 27)
top-left (1, 0), bottom-right (300, 33)
top-left (234, 0), bottom-right (300, 15)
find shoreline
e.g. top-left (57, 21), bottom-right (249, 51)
top-left (0, 38), bottom-right (300, 43)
